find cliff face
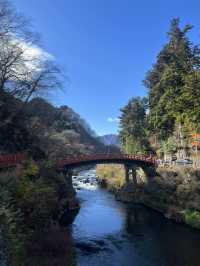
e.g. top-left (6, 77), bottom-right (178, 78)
top-left (97, 165), bottom-right (200, 230)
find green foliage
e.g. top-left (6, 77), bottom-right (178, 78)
top-left (17, 180), bottom-right (58, 230)
top-left (144, 18), bottom-right (200, 140)
top-left (0, 160), bottom-right (72, 265)
top-left (21, 161), bottom-right (39, 179)
top-left (159, 136), bottom-right (177, 156)
top-left (121, 18), bottom-right (200, 157)
top-left (178, 72), bottom-right (200, 130)
top-left (0, 173), bottom-right (26, 265)
top-left (183, 210), bottom-right (200, 229)
top-left (13, 162), bottom-right (67, 231)
top-left (119, 97), bottom-right (150, 154)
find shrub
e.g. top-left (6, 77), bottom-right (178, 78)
top-left (0, 177), bottom-right (26, 265)
top-left (183, 210), bottom-right (200, 229)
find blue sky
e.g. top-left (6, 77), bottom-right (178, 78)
top-left (12, 0), bottom-right (200, 135)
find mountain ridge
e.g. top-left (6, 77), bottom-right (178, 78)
top-left (98, 134), bottom-right (120, 147)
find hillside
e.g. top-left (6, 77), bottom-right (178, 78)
top-left (0, 95), bottom-right (106, 159)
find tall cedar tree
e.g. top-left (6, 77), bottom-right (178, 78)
top-left (119, 97), bottom-right (150, 154)
top-left (144, 18), bottom-right (200, 139)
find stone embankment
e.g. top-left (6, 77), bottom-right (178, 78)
top-left (97, 165), bottom-right (200, 230)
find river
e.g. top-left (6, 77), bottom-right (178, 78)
top-left (70, 169), bottom-right (200, 266)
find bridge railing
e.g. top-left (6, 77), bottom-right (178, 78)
top-left (58, 153), bottom-right (157, 168)
top-left (0, 153), bottom-right (24, 168)
top-left (0, 152), bottom-right (157, 170)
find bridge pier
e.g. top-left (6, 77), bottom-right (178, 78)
top-left (62, 168), bottom-right (74, 190)
top-left (125, 165), bottom-right (137, 185)
top-left (125, 165), bottom-right (130, 184)
top-left (66, 169), bottom-right (73, 186)
top-left (142, 165), bottom-right (157, 178)
top-left (130, 166), bottom-right (137, 185)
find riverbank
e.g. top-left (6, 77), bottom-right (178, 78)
top-left (72, 169), bottom-right (200, 266)
top-left (0, 160), bottom-right (79, 265)
top-left (96, 164), bottom-right (200, 230)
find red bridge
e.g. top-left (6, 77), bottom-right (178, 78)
top-left (0, 153), bottom-right (24, 168)
top-left (0, 153), bottom-right (157, 171)
top-left (58, 154), bottom-right (156, 170)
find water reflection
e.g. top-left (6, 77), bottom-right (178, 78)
top-left (72, 169), bottom-right (200, 266)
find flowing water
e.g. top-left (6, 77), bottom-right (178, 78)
top-left (71, 169), bottom-right (200, 266)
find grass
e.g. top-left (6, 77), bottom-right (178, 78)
top-left (96, 164), bottom-right (125, 191)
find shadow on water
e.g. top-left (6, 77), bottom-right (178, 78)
top-left (71, 170), bottom-right (200, 266)
top-left (123, 205), bottom-right (200, 266)
top-left (25, 226), bottom-right (76, 266)
top-left (25, 210), bottom-right (79, 266)
top-left (26, 170), bottom-right (200, 266)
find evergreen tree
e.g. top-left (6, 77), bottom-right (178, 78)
top-left (119, 97), bottom-right (150, 154)
top-left (144, 18), bottom-right (200, 139)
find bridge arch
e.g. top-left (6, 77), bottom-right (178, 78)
top-left (57, 154), bottom-right (157, 185)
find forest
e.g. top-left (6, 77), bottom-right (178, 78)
top-left (119, 18), bottom-right (200, 162)
top-left (0, 0), bottom-right (200, 264)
